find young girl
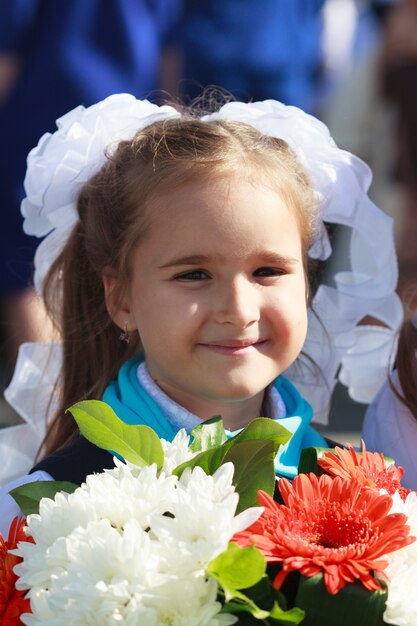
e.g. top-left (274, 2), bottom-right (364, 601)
top-left (0, 94), bottom-right (400, 534)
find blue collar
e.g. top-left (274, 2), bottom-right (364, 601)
top-left (102, 355), bottom-right (326, 478)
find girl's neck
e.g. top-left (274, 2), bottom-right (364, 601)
top-left (142, 367), bottom-right (267, 431)
top-left (167, 388), bottom-right (266, 432)
top-left (188, 393), bottom-right (267, 432)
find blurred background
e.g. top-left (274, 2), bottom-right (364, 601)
top-left (1, 0), bottom-right (416, 446)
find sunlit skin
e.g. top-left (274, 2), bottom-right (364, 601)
top-left (104, 174), bottom-right (308, 431)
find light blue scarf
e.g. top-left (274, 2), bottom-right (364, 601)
top-left (103, 355), bottom-right (327, 478)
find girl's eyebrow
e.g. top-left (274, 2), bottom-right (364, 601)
top-left (158, 252), bottom-right (300, 269)
top-left (159, 255), bottom-right (211, 269)
top-left (255, 252), bottom-right (301, 266)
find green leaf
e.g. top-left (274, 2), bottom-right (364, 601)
top-left (297, 447), bottom-right (334, 476)
top-left (209, 543), bottom-right (268, 617)
top-left (67, 400), bottom-right (164, 469)
top-left (174, 417), bottom-right (291, 486)
top-left (221, 600), bottom-right (270, 621)
top-left (269, 602), bottom-right (305, 625)
top-left (9, 480), bottom-right (78, 516)
top-left (173, 444), bottom-right (227, 477)
top-left (225, 418), bottom-right (292, 456)
top-left (208, 542), bottom-right (266, 593)
top-left (220, 600), bottom-right (257, 615)
top-left (190, 416), bottom-right (227, 452)
top-left (295, 574), bottom-right (387, 626)
top-left (213, 549), bottom-right (304, 624)
top-left (223, 440), bottom-right (276, 512)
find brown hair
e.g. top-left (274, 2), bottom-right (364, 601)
top-left (390, 293), bottom-right (417, 419)
top-left (40, 113), bottom-right (318, 457)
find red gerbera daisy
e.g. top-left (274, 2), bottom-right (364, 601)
top-left (233, 473), bottom-right (414, 595)
top-left (318, 441), bottom-right (411, 501)
top-left (0, 517), bottom-right (32, 626)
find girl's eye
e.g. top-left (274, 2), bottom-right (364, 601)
top-left (175, 270), bottom-right (211, 281)
top-left (253, 267), bottom-right (284, 277)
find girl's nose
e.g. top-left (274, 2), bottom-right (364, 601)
top-left (214, 277), bottom-right (260, 327)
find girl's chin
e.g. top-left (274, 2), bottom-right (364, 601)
top-left (206, 376), bottom-right (278, 400)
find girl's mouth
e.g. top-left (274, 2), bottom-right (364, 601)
top-left (200, 339), bottom-right (267, 355)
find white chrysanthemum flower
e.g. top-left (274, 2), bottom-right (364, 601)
top-left (160, 429), bottom-right (197, 474)
top-left (143, 578), bottom-right (237, 626)
top-left (381, 491), bottom-right (417, 626)
top-left (386, 491), bottom-right (417, 564)
top-left (24, 489), bottom-right (97, 547)
top-left (14, 459), bottom-right (255, 625)
top-left (383, 560), bottom-right (417, 626)
top-left (152, 463), bottom-right (262, 573)
top-left (81, 463), bottom-right (178, 530)
top-left (22, 519), bottom-right (170, 625)
top-left (111, 429), bottom-right (196, 477)
top-left (178, 463), bottom-right (262, 535)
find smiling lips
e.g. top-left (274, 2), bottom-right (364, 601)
top-left (200, 339), bottom-right (267, 356)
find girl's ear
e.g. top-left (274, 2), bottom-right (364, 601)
top-left (102, 267), bottom-right (136, 331)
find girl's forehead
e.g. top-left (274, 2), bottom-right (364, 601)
top-left (135, 176), bottom-right (304, 261)
top-left (148, 171), bottom-right (289, 213)
top-left (144, 171), bottom-right (306, 237)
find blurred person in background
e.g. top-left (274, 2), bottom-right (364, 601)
top-left (174, 0), bottom-right (326, 114)
top-left (381, 0), bottom-right (417, 199)
top-left (0, 0), bottom-right (181, 380)
top-left (322, 0), bottom-right (403, 222)
top-left (380, 0), bottom-right (417, 293)
top-left (362, 295), bottom-right (417, 490)
top-left (321, 0), bottom-right (411, 315)
top-left (323, 0), bottom-right (417, 295)
top-left (318, 0), bottom-right (382, 112)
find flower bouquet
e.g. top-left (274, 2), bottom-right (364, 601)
top-left (1, 401), bottom-right (417, 626)
top-left (1, 402), bottom-right (302, 626)
top-left (234, 444), bottom-right (417, 625)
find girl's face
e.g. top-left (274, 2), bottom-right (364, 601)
top-left (107, 174), bottom-right (308, 430)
